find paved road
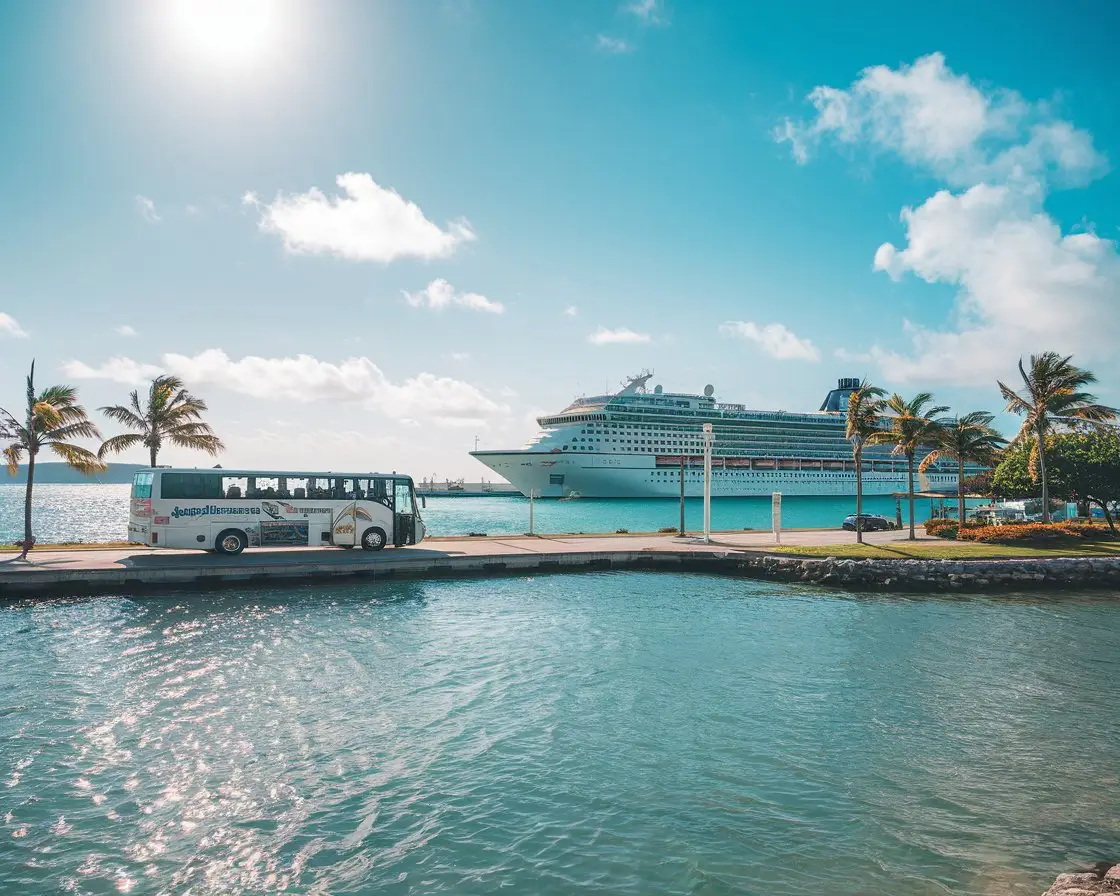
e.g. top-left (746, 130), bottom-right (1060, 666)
top-left (1, 528), bottom-right (922, 574)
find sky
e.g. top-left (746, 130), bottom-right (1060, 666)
top-left (2, 0), bottom-right (1119, 477)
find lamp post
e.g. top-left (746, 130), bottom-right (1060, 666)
top-left (702, 423), bottom-right (713, 543)
top-left (679, 453), bottom-right (686, 536)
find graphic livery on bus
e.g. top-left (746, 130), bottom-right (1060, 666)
top-left (128, 469), bottom-right (425, 555)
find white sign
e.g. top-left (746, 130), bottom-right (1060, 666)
top-left (772, 491), bottom-right (782, 544)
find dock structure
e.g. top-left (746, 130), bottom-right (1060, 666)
top-left (2, 529), bottom-right (912, 598)
top-left (416, 479), bottom-right (521, 498)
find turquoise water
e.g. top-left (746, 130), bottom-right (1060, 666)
top-left (2, 574), bottom-right (1118, 894)
top-left (0, 484), bottom-right (963, 544)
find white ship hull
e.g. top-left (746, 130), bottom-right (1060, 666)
top-left (472, 451), bottom-right (958, 499)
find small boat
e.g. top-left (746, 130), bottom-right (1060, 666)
top-left (560, 490), bottom-right (582, 501)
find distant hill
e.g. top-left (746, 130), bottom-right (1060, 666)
top-left (3, 463), bottom-right (148, 485)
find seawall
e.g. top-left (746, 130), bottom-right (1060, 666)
top-left (3, 533), bottom-right (1120, 598)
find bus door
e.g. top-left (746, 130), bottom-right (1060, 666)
top-left (393, 479), bottom-right (416, 546)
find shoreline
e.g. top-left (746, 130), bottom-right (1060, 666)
top-left (3, 530), bottom-right (1120, 598)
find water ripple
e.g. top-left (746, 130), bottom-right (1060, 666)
top-left (1, 576), bottom-right (1118, 894)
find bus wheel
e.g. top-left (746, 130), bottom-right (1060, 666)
top-left (215, 529), bottom-right (247, 555)
top-left (361, 527), bottom-right (387, 551)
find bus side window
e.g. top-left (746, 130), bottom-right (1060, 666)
top-left (222, 476), bottom-right (248, 499)
top-left (368, 477), bottom-right (390, 507)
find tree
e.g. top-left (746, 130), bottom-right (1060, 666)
top-left (988, 444), bottom-right (1038, 501)
top-left (845, 381), bottom-right (885, 544)
top-left (1042, 430), bottom-right (1120, 533)
top-left (919, 411), bottom-right (1006, 528)
top-left (869, 392), bottom-right (948, 540)
top-left (1, 362), bottom-right (105, 559)
top-left (98, 375), bottom-right (224, 467)
top-left (998, 353), bottom-right (1117, 523)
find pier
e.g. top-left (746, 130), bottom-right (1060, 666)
top-left (415, 478), bottom-right (520, 497)
top-left (5, 529), bottom-right (1120, 597)
top-left (1, 529), bottom-right (899, 597)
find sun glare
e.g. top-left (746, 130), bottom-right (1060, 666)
top-left (166, 0), bottom-right (282, 68)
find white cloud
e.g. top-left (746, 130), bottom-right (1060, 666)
top-left (596, 34), bottom-right (633, 54)
top-left (135, 195), bottom-right (161, 223)
top-left (867, 183), bottom-right (1120, 383)
top-left (185, 204), bottom-right (201, 216)
top-left (588, 327), bottom-right (651, 345)
top-left (719, 321), bottom-right (820, 361)
top-left (115, 325), bottom-right (138, 337)
top-left (450, 351), bottom-right (471, 361)
top-left (68, 350), bottom-right (508, 423)
top-left (625, 0), bottom-right (665, 25)
top-left (62, 357), bottom-right (163, 384)
top-left (777, 53), bottom-right (1117, 383)
top-left (403, 279), bottom-right (504, 314)
top-left (774, 53), bottom-right (1105, 187)
top-left (248, 172), bottom-right (475, 263)
top-left (162, 350), bottom-right (506, 421)
top-left (0, 313), bottom-right (28, 339)
top-left (564, 305), bottom-right (578, 317)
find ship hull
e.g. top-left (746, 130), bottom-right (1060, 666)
top-left (470, 451), bottom-right (959, 499)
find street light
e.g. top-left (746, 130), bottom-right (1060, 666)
top-left (702, 423), bottom-right (713, 543)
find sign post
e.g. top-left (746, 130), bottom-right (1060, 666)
top-left (772, 491), bottom-right (782, 545)
top-left (702, 424), bottom-right (714, 543)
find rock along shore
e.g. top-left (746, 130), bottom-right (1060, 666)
top-left (731, 553), bottom-right (1120, 592)
top-left (1042, 862), bottom-right (1120, 895)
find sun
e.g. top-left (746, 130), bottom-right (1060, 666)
top-left (166, 0), bottom-right (282, 68)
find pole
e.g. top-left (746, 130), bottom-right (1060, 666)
top-left (679, 454), bottom-right (685, 536)
top-left (702, 423), bottom-right (713, 543)
top-left (772, 491), bottom-right (782, 545)
top-left (529, 490), bottom-right (535, 535)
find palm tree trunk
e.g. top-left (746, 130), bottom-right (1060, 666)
top-left (1036, 422), bottom-right (1050, 523)
top-left (958, 457), bottom-right (965, 531)
top-left (855, 446), bottom-right (864, 544)
top-left (20, 451), bottom-right (35, 559)
top-left (150, 445), bottom-right (158, 468)
top-left (907, 452), bottom-right (916, 540)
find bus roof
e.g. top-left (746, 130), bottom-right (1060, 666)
top-left (143, 468), bottom-right (415, 479)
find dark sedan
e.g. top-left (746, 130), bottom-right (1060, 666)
top-left (842, 513), bottom-right (891, 532)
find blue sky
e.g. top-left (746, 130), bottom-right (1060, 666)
top-left (2, 0), bottom-right (1119, 476)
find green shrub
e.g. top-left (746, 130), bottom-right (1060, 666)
top-left (955, 521), bottom-right (1112, 544)
top-left (924, 519), bottom-right (958, 538)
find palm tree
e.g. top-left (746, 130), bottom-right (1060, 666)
top-left (845, 381), bottom-right (885, 544)
top-left (98, 375), bottom-right (224, 467)
top-left (869, 392), bottom-right (949, 540)
top-left (919, 411), bottom-right (1006, 529)
top-left (1, 362), bottom-right (105, 559)
top-left (999, 353), bottom-right (1116, 523)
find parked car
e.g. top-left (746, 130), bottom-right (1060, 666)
top-left (842, 513), bottom-right (891, 532)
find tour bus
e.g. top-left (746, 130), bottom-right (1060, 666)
top-left (128, 468), bottom-right (425, 555)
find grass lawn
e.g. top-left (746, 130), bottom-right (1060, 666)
top-left (773, 538), bottom-right (1120, 560)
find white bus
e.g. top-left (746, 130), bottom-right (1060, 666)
top-left (128, 468), bottom-right (426, 555)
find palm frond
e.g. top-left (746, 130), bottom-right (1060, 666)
top-left (32, 401), bottom-right (63, 430)
top-left (50, 442), bottom-right (106, 475)
top-left (3, 445), bottom-right (22, 476)
top-left (100, 404), bottom-right (148, 431)
top-left (167, 432), bottom-right (225, 455)
top-left (45, 420), bottom-right (103, 443)
top-left (97, 433), bottom-right (145, 459)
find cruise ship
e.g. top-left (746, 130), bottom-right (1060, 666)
top-left (470, 373), bottom-right (981, 499)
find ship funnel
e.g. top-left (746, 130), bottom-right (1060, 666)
top-left (819, 377), bottom-right (861, 412)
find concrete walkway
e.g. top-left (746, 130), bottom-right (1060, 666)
top-left (0, 528), bottom-right (921, 597)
